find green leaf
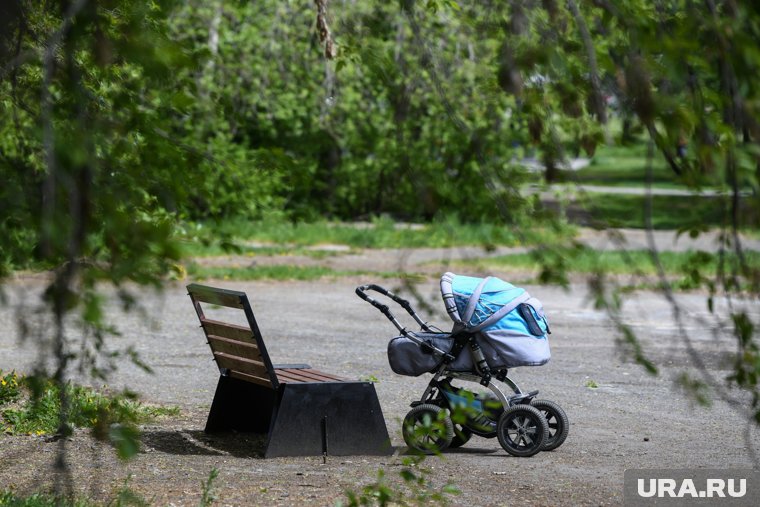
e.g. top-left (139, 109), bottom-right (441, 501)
top-left (109, 423), bottom-right (141, 460)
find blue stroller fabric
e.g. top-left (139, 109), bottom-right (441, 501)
top-left (440, 272), bottom-right (551, 368)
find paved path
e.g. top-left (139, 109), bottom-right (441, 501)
top-left (1, 276), bottom-right (758, 505)
top-left (539, 183), bottom-right (753, 197)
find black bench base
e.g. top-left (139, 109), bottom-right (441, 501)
top-left (205, 375), bottom-right (392, 457)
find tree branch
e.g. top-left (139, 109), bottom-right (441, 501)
top-left (566, 0), bottom-right (607, 123)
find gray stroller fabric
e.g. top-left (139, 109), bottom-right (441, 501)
top-left (387, 333), bottom-right (474, 376)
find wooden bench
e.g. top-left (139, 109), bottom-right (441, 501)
top-left (187, 283), bottom-right (390, 457)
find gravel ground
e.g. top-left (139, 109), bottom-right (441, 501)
top-left (1, 265), bottom-right (759, 506)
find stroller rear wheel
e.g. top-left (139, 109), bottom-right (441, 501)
top-left (496, 405), bottom-right (548, 457)
top-left (402, 404), bottom-right (454, 454)
top-left (530, 399), bottom-right (569, 451)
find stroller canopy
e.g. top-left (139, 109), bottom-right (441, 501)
top-left (441, 273), bottom-right (529, 332)
top-left (440, 272), bottom-right (551, 367)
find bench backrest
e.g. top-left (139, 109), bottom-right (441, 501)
top-left (187, 283), bottom-right (279, 389)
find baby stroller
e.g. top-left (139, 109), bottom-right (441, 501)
top-left (356, 272), bottom-right (568, 457)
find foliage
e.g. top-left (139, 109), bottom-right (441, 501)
top-left (0, 490), bottom-right (98, 507)
top-left (343, 458), bottom-right (459, 507)
top-left (0, 0), bottom-right (197, 488)
top-left (159, 0), bottom-right (569, 224)
top-left (0, 373), bottom-right (178, 459)
top-left (0, 473), bottom-right (196, 507)
top-left (108, 476), bottom-right (152, 507)
top-left (0, 371), bottom-right (21, 405)
top-left (341, 403), bottom-right (487, 506)
top-left (198, 468), bottom-right (220, 507)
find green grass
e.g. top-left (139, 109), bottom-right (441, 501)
top-left (180, 216), bottom-right (572, 253)
top-left (0, 468), bottom-right (218, 507)
top-left (186, 263), bottom-right (428, 282)
top-left (0, 490), bottom-right (100, 507)
top-left (187, 264), bottom-right (351, 281)
top-left (450, 248), bottom-right (760, 281)
top-left (0, 371), bottom-right (20, 405)
top-left (178, 241), bottom-right (350, 259)
top-left (579, 193), bottom-right (747, 230)
top-left (561, 139), bottom-right (757, 192)
top-left (562, 142), bottom-right (684, 188)
top-left (1, 377), bottom-right (177, 437)
top-left (1, 371), bottom-right (179, 459)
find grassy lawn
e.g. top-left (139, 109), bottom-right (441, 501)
top-left (561, 142), bottom-right (684, 188)
top-left (579, 193), bottom-right (741, 229)
top-left (185, 263), bottom-right (427, 283)
top-left (449, 248), bottom-right (760, 282)
top-left (179, 217), bottom-right (574, 256)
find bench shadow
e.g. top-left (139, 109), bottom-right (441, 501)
top-left (141, 429), bottom-right (266, 458)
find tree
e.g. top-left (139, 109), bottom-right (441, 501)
top-left (1, 0), bottom-right (194, 495)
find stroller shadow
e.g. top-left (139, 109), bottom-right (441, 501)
top-left (141, 429), bottom-right (266, 458)
top-left (398, 446), bottom-right (499, 456)
top-left (443, 447), bottom-right (499, 455)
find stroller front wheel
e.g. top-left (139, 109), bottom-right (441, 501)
top-left (402, 404), bottom-right (454, 455)
top-left (496, 405), bottom-right (548, 457)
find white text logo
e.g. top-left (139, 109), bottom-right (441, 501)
top-left (637, 478), bottom-right (747, 498)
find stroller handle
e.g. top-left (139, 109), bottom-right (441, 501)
top-left (355, 284), bottom-right (434, 333)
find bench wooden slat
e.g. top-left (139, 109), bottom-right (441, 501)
top-left (201, 319), bottom-right (255, 343)
top-left (284, 368), bottom-right (346, 382)
top-left (276, 370), bottom-right (315, 382)
top-left (229, 370), bottom-right (274, 388)
top-left (279, 368), bottom-right (346, 382)
top-left (214, 352), bottom-right (270, 379)
top-left (275, 370), bottom-right (309, 383)
top-left (301, 369), bottom-right (347, 382)
top-left (207, 335), bottom-right (262, 361)
top-left (189, 284), bottom-right (244, 309)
